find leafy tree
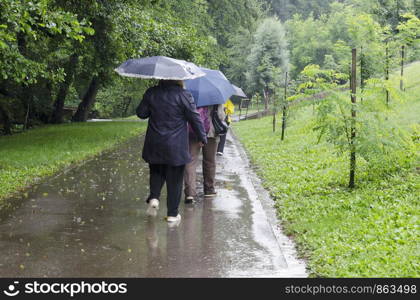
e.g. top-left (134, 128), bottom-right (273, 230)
top-left (396, 13), bottom-right (420, 90)
top-left (71, 0), bottom-right (223, 122)
top-left (95, 78), bottom-right (151, 118)
top-left (373, 0), bottom-right (412, 30)
top-left (0, 0), bottom-right (93, 131)
top-left (207, 0), bottom-right (265, 47)
top-left (91, 0), bottom-right (224, 120)
top-left (296, 64), bottom-right (410, 188)
top-left (207, 0), bottom-right (265, 89)
top-left (285, 15), bottom-right (332, 77)
top-left (225, 27), bottom-right (255, 90)
top-left (265, 0), bottom-right (339, 20)
top-left (286, 2), bottom-right (390, 84)
top-left (246, 17), bottom-right (289, 110)
top-left (415, 0), bottom-right (420, 17)
top-left (0, 0), bottom-right (91, 86)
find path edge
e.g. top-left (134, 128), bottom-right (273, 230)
top-left (229, 129), bottom-right (308, 277)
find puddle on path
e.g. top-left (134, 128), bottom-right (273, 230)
top-left (0, 134), bottom-right (306, 277)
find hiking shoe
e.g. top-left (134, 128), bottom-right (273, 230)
top-left (204, 191), bottom-right (217, 197)
top-left (146, 198), bottom-right (159, 217)
top-left (165, 214), bottom-right (181, 223)
top-left (216, 152), bottom-right (224, 156)
top-left (148, 198), bottom-right (159, 209)
top-left (185, 196), bottom-right (194, 204)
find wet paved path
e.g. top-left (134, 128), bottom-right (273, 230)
top-left (0, 132), bottom-right (306, 277)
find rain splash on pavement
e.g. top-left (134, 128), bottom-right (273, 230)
top-left (0, 132), bottom-right (306, 277)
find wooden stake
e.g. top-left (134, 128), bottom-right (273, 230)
top-left (400, 45), bottom-right (405, 91)
top-left (349, 48), bottom-right (357, 188)
top-left (281, 72), bottom-right (288, 141)
top-left (386, 44), bottom-right (390, 105)
top-left (360, 46), bottom-right (363, 88)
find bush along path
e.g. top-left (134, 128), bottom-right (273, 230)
top-left (234, 94), bottom-right (419, 277)
top-left (0, 132), bottom-right (306, 277)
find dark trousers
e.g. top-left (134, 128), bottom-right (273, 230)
top-left (148, 164), bottom-right (185, 217)
top-left (217, 132), bottom-right (227, 153)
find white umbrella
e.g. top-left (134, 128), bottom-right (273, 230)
top-left (115, 56), bottom-right (205, 80)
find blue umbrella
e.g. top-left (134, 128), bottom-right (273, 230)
top-left (185, 68), bottom-right (236, 107)
top-left (232, 84), bottom-right (247, 98)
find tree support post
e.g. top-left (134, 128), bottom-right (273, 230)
top-left (272, 93), bottom-right (276, 132)
top-left (281, 72), bottom-right (288, 141)
top-left (360, 46), bottom-right (364, 102)
top-left (256, 93), bottom-right (260, 118)
top-left (400, 45), bottom-right (405, 91)
top-left (386, 44), bottom-right (390, 105)
top-left (349, 48), bottom-right (357, 189)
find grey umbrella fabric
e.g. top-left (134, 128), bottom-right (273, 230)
top-left (115, 56), bottom-right (205, 80)
top-left (232, 84), bottom-right (247, 98)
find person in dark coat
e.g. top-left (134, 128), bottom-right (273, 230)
top-left (136, 80), bottom-right (207, 223)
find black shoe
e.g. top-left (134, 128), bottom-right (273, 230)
top-left (185, 196), bottom-right (194, 204)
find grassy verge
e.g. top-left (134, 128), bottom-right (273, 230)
top-left (234, 64), bottom-right (419, 277)
top-left (0, 121), bottom-right (146, 207)
top-left (112, 115), bottom-right (141, 121)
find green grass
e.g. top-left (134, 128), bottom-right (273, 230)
top-left (112, 115), bottom-right (141, 121)
top-left (390, 61), bottom-right (420, 128)
top-left (234, 63), bottom-right (420, 277)
top-left (0, 121), bottom-right (146, 207)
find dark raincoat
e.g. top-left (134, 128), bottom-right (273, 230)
top-left (136, 81), bottom-right (207, 166)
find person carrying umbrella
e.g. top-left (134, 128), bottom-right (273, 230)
top-left (184, 68), bottom-right (235, 202)
top-left (217, 85), bottom-right (246, 156)
top-left (216, 99), bottom-right (235, 156)
top-left (116, 56), bottom-right (207, 223)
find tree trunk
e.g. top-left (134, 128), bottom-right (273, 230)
top-left (256, 94), bottom-right (260, 116)
top-left (386, 44), bottom-right (390, 105)
top-left (263, 89), bottom-right (269, 110)
top-left (281, 105), bottom-right (286, 140)
top-left (272, 109), bottom-right (276, 132)
top-left (349, 48), bottom-right (357, 189)
top-left (23, 102), bottom-right (30, 131)
top-left (72, 76), bottom-right (101, 122)
top-left (122, 97), bottom-right (133, 118)
top-left (400, 45), bottom-right (405, 91)
top-left (51, 54), bottom-right (78, 124)
top-left (0, 103), bottom-right (12, 135)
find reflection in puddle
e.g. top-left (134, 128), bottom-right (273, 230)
top-left (0, 135), bottom-right (297, 277)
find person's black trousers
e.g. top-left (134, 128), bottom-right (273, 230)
top-left (217, 132), bottom-right (227, 154)
top-left (147, 164), bottom-right (185, 217)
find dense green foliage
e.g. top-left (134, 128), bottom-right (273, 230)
top-left (0, 121), bottom-right (146, 205)
top-left (1, 0), bottom-right (419, 128)
top-left (266, 0), bottom-right (339, 20)
top-left (0, 0), bottom-right (265, 130)
top-left (246, 17), bottom-right (289, 108)
top-left (234, 62), bottom-right (420, 277)
top-left (285, 2), bottom-right (420, 77)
